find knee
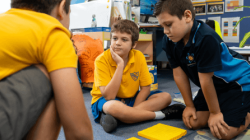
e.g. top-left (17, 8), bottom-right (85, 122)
top-left (184, 118), bottom-right (207, 130)
top-left (103, 100), bottom-right (123, 115)
top-left (159, 92), bottom-right (172, 104)
top-left (35, 64), bottom-right (50, 80)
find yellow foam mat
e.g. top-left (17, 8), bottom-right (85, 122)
top-left (126, 137), bottom-right (141, 140)
top-left (138, 123), bottom-right (187, 140)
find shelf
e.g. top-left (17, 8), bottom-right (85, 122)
top-left (146, 60), bottom-right (152, 62)
top-left (103, 32), bottom-right (152, 41)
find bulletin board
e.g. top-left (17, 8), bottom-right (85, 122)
top-left (195, 0), bottom-right (250, 47)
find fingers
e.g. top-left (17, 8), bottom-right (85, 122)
top-left (192, 112), bottom-right (197, 120)
top-left (217, 123), bottom-right (227, 137)
top-left (210, 125), bottom-right (217, 139)
top-left (221, 121), bottom-right (230, 130)
top-left (209, 122), bottom-right (229, 139)
top-left (213, 125), bottom-right (222, 139)
top-left (183, 116), bottom-right (192, 129)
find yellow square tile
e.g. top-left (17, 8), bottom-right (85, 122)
top-left (138, 123), bottom-right (187, 140)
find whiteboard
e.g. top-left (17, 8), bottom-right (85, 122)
top-left (69, 1), bottom-right (111, 30)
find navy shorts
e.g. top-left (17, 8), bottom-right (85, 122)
top-left (0, 66), bottom-right (53, 139)
top-left (91, 90), bottom-right (163, 123)
top-left (194, 82), bottom-right (250, 127)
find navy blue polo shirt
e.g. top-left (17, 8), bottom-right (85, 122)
top-left (163, 19), bottom-right (250, 92)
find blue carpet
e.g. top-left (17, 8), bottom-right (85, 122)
top-left (57, 69), bottom-right (248, 140)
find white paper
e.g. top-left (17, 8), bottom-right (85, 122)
top-left (69, 1), bottom-right (111, 29)
top-left (225, 0), bottom-right (244, 12)
top-left (208, 16), bottom-right (221, 28)
top-left (131, 7), bottom-right (140, 23)
top-left (222, 17), bottom-right (240, 43)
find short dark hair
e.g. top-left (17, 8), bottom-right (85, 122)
top-left (154, 0), bottom-right (195, 20)
top-left (11, 0), bottom-right (71, 15)
top-left (111, 19), bottom-right (139, 47)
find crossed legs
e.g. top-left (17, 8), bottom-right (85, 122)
top-left (103, 92), bottom-right (171, 123)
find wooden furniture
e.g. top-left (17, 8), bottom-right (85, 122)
top-left (77, 32), bottom-right (153, 65)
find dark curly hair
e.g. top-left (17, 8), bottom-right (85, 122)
top-left (11, 0), bottom-right (71, 14)
top-left (111, 19), bottom-right (139, 47)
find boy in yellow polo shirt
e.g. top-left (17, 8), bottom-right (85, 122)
top-left (91, 19), bottom-right (185, 133)
top-left (0, 0), bottom-right (92, 139)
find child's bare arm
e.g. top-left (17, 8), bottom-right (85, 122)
top-left (173, 66), bottom-right (197, 128)
top-left (173, 67), bottom-right (193, 107)
top-left (99, 63), bottom-right (123, 100)
top-left (133, 85), bottom-right (151, 107)
top-left (50, 68), bottom-right (93, 140)
top-left (198, 72), bottom-right (230, 139)
top-left (99, 47), bottom-right (124, 100)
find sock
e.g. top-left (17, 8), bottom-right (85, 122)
top-left (154, 111), bottom-right (165, 120)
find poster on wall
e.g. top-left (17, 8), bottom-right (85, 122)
top-left (207, 2), bottom-right (224, 14)
top-left (222, 17), bottom-right (240, 43)
top-left (225, 0), bottom-right (244, 12)
top-left (69, 1), bottom-right (111, 29)
top-left (193, 3), bottom-right (206, 15)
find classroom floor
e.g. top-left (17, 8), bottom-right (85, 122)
top-left (57, 69), bottom-right (250, 140)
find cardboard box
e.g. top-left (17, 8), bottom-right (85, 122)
top-left (148, 65), bottom-right (158, 91)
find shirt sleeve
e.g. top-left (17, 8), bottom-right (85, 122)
top-left (94, 57), bottom-right (112, 87)
top-left (196, 35), bottom-right (222, 73)
top-left (162, 35), bottom-right (179, 69)
top-left (40, 29), bottom-right (77, 72)
top-left (139, 52), bottom-right (152, 86)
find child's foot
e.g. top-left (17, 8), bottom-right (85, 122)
top-left (161, 104), bottom-right (186, 120)
top-left (100, 112), bottom-right (118, 133)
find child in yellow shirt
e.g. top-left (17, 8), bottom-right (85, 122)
top-left (91, 19), bottom-right (185, 133)
top-left (0, 0), bottom-right (92, 139)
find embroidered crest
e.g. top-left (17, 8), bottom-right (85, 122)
top-left (186, 53), bottom-right (195, 63)
top-left (130, 72), bottom-right (139, 81)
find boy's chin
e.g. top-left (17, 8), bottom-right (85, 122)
top-left (171, 38), bottom-right (181, 43)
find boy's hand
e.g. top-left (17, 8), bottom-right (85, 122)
top-left (110, 47), bottom-right (124, 66)
top-left (183, 106), bottom-right (197, 129)
top-left (208, 112), bottom-right (230, 139)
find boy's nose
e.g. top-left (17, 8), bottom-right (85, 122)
top-left (164, 28), bottom-right (170, 35)
top-left (116, 39), bottom-right (122, 45)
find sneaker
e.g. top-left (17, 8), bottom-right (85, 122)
top-left (100, 112), bottom-right (118, 133)
top-left (161, 104), bottom-right (186, 120)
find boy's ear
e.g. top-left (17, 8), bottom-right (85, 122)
top-left (58, 0), bottom-right (66, 20)
top-left (132, 41), bottom-right (138, 49)
top-left (183, 10), bottom-right (192, 23)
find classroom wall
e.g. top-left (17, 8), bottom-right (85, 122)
top-left (196, 0), bottom-right (250, 47)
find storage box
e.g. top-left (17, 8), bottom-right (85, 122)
top-left (148, 65), bottom-right (158, 91)
top-left (71, 27), bottom-right (111, 33)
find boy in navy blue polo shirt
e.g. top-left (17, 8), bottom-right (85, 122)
top-left (155, 0), bottom-right (250, 139)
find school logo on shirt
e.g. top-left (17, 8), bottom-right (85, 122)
top-left (130, 72), bottom-right (139, 81)
top-left (186, 53), bottom-right (196, 67)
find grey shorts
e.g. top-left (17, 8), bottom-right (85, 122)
top-left (0, 66), bottom-right (53, 140)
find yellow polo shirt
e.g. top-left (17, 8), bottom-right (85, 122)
top-left (0, 9), bottom-right (77, 80)
top-left (91, 49), bottom-right (152, 104)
